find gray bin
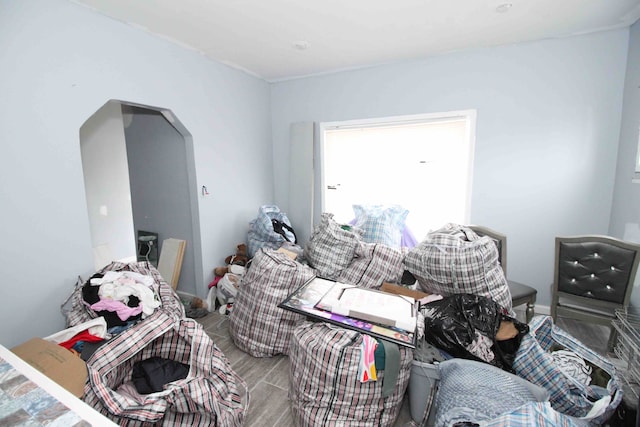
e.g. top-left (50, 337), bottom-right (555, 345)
top-left (407, 359), bottom-right (440, 426)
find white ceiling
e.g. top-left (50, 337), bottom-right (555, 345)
top-left (71, 0), bottom-right (640, 82)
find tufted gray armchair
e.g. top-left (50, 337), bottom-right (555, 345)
top-left (550, 235), bottom-right (640, 351)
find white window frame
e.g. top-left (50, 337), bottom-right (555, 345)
top-left (634, 126), bottom-right (640, 182)
top-left (318, 109), bottom-right (477, 235)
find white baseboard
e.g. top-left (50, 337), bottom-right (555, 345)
top-left (532, 304), bottom-right (550, 315)
top-left (177, 290), bottom-right (216, 311)
top-left (176, 290), bottom-right (197, 300)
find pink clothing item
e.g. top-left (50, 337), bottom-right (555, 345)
top-left (209, 275), bottom-right (222, 289)
top-left (91, 298), bottom-right (144, 321)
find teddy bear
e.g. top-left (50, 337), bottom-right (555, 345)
top-left (225, 243), bottom-right (248, 266)
top-left (213, 243), bottom-right (249, 277)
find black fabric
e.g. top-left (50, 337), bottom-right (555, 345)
top-left (132, 357), bottom-right (190, 394)
top-left (421, 293), bottom-right (528, 373)
top-left (81, 273), bottom-right (104, 304)
top-left (401, 270), bottom-right (416, 285)
top-left (272, 219), bottom-right (297, 244)
top-left (81, 340), bottom-right (108, 361)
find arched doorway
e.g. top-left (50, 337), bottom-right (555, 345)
top-left (79, 100), bottom-right (203, 297)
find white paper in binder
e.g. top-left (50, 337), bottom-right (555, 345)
top-left (315, 278), bottom-right (417, 332)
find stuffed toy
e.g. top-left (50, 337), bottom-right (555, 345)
top-left (225, 243), bottom-right (248, 266)
top-left (214, 244), bottom-right (249, 277)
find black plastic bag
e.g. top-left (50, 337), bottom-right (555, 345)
top-left (421, 293), bottom-right (528, 372)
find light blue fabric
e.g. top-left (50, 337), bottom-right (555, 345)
top-left (435, 358), bottom-right (550, 427)
top-left (352, 204), bottom-right (408, 248)
top-left (481, 402), bottom-right (585, 427)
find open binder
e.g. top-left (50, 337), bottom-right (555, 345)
top-left (278, 276), bottom-right (418, 348)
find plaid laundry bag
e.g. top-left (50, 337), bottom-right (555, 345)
top-left (304, 212), bottom-right (366, 280)
top-left (228, 248), bottom-right (315, 357)
top-left (289, 321), bottom-right (413, 427)
top-left (433, 358), bottom-right (550, 427)
top-left (482, 402), bottom-right (586, 427)
top-left (62, 261), bottom-right (185, 328)
top-left (513, 316), bottom-right (622, 425)
top-left (404, 223), bottom-right (513, 313)
top-left (83, 314), bottom-right (249, 426)
top-left (433, 358), bottom-right (586, 427)
top-left (336, 243), bottom-right (407, 289)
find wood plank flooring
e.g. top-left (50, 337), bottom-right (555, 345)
top-left (196, 311), bottom-right (629, 427)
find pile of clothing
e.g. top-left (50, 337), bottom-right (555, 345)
top-left (59, 262), bottom-right (248, 426)
top-left (82, 270), bottom-right (161, 328)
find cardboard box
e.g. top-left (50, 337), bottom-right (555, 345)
top-left (11, 338), bottom-right (87, 398)
top-left (381, 282), bottom-right (430, 300)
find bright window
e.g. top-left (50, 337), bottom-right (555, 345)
top-left (320, 111), bottom-right (476, 240)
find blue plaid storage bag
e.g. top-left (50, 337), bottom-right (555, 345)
top-left (247, 205), bottom-right (297, 258)
top-left (513, 316), bottom-right (622, 425)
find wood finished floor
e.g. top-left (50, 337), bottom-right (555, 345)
top-left (196, 311), bottom-right (623, 427)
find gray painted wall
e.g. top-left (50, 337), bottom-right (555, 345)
top-left (0, 0), bottom-right (272, 347)
top-left (0, 0), bottom-right (637, 347)
top-left (271, 29), bottom-right (630, 307)
top-left (610, 20), bottom-right (640, 305)
top-left (125, 108), bottom-right (197, 296)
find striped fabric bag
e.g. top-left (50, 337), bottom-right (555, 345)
top-left (289, 321), bottom-right (412, 426)
top-left (228, 248), bottom-right (315, 357)
top-left (336, 243), bottom-right (407, 289)
top-left (513, 316), bottom-right (622, 425)
top-left (434, 358), bottom-right (585, 427)
top-left (63, 261), bottom-right (185, 327)
top-left (481, 402), bottom-right (584, 427)
top-left (83, 315), bottom-right (248, 426)
top-left (404, 223), bottom-right (513, 312)
top-left (304, 213), bottom-right (366, 280)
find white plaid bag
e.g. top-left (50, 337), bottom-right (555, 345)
top-left (304, 213), bottom-right (366, 280)
top-left (228, 248), bottom-right (315, 357)
top-left (83, 314), bottom-right (248, 426)
top-left (513, 316), bottom-right (622, 425)
top-left (289, 321), bottom-right (412, 426)
top-left (336, 243), bottom-right (407, 288)
top-left (404, 223), bottom-right (512, 312)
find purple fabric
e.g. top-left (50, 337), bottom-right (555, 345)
top-left (401, 226), bottom-right (418, 248)
top-left (348, 218), bottom-right (418, 248)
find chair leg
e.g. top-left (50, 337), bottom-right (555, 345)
top-left (550, 294), bottom-right (558, 321)
top-left (525, 302), bottom-right (535, 323)
top-left (607, 326), bottom-right (618, 353)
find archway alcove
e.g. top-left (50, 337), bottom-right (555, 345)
top-left (79, 99), bottom-right (203, 297)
